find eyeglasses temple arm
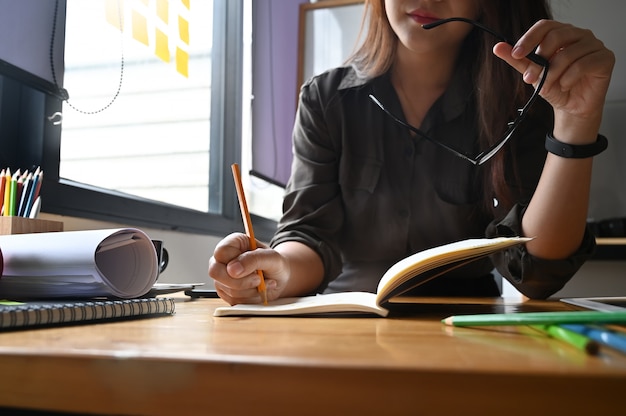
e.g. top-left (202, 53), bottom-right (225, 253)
top-left (368, 94), bottom-right (478, 165)
top-left (422, 17), bottom-right (549, 68)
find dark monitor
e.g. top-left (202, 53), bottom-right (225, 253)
top-left (0, 0), bottom-right (67, 98)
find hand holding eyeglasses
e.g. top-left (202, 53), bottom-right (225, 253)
top-left (371, 18), bottom-right (551, 166)
top-left (370, 18), bottom-right (614, 164)
top-left (493, 19), bottom-right (615, 135)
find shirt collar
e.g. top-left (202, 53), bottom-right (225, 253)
top-left (338, 63), bottom-right (474, 126)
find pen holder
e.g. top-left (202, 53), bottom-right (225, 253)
top-left (0, 217), bottom-right (64, 235)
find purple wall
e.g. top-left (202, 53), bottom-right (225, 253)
top-left (251, 0), bottom-right (302, 187)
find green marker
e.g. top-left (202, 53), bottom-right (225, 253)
top-left (531, 324), bottom-right (600, 355)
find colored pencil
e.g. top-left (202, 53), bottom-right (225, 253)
top-left (32, 169), bottom-right (43, 201)
top-left (28, 196), bottom-right (42, 219)
top-left (23, 167), bottom-right (41, 218)
top-left (442, 310), bottom-right (626, 327)
top-left (13, 170), bottom-right (24, 216)
top-left (231, 163), bottom-right (268, 305)
top-left (0, 169), bottom-right (5, 215)
top-left (8, 169), bottom-right (18, 216)
top-left (18, 172), bottom-right (33, 217)
top-left (560, 324), bottom-right (626, 355)
top-left (3, 168), bottom-right (11, 216)
top-left (531, 324), bottom-right (600, 355)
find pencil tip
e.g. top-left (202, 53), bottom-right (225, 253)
top-left (442, 317), bottom-right (453, 326)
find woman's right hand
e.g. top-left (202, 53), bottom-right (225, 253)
top-left (208, 233), bottom-right (290, 305)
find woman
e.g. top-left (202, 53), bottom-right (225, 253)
top-left (209, 0), bottom-right (615, 304)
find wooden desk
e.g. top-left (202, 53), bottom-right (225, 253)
top-left (0, 296), bottom-right (625, 415)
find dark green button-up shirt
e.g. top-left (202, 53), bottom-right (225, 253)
top-left (271, 65), bottom-right (595, 299)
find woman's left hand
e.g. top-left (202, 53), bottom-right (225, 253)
top-left (494, 19), bottom-right (615, 134)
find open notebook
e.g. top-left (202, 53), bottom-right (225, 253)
top-left (215, 236), bottom-right (531, 317)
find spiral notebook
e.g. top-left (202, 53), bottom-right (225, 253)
top-left (0, 297), bottom-right (176, 330)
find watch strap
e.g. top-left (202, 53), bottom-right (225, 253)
top-left (545, 133), bottom-right (608, 158)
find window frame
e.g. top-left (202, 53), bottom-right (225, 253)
top-left (1, 0), bottom-right (276, 241)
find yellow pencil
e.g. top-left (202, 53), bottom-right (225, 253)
top-left (0, 169), bottom-right (5, 215)
top-left (231, 163), bottom-right (268, 305)
top-left (3, 168), bottom-right (12, 216)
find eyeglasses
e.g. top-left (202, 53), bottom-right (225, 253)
top-left (369, 17), bottom-right (549, 166)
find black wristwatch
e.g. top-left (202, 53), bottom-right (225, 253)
top-left (545, 133), bottom-right (608, 158)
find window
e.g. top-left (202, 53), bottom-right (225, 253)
top-left (61, 0), bottom-right (213, 212)
top-left (0, 0), bottom-right (277, 240)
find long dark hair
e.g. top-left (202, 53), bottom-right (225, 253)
top-left (348, 0), bottom-right (553, 214)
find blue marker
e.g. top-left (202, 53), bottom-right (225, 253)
top-left (559, 324), bottom-right (626, 355)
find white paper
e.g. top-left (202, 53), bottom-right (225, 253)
top-left (214, 292), bottom-right (388, 317)
top-left (0, 228), bottom-right (158, 299)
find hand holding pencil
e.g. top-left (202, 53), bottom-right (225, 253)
top-left (231, 163), bottom-right (268, 305)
